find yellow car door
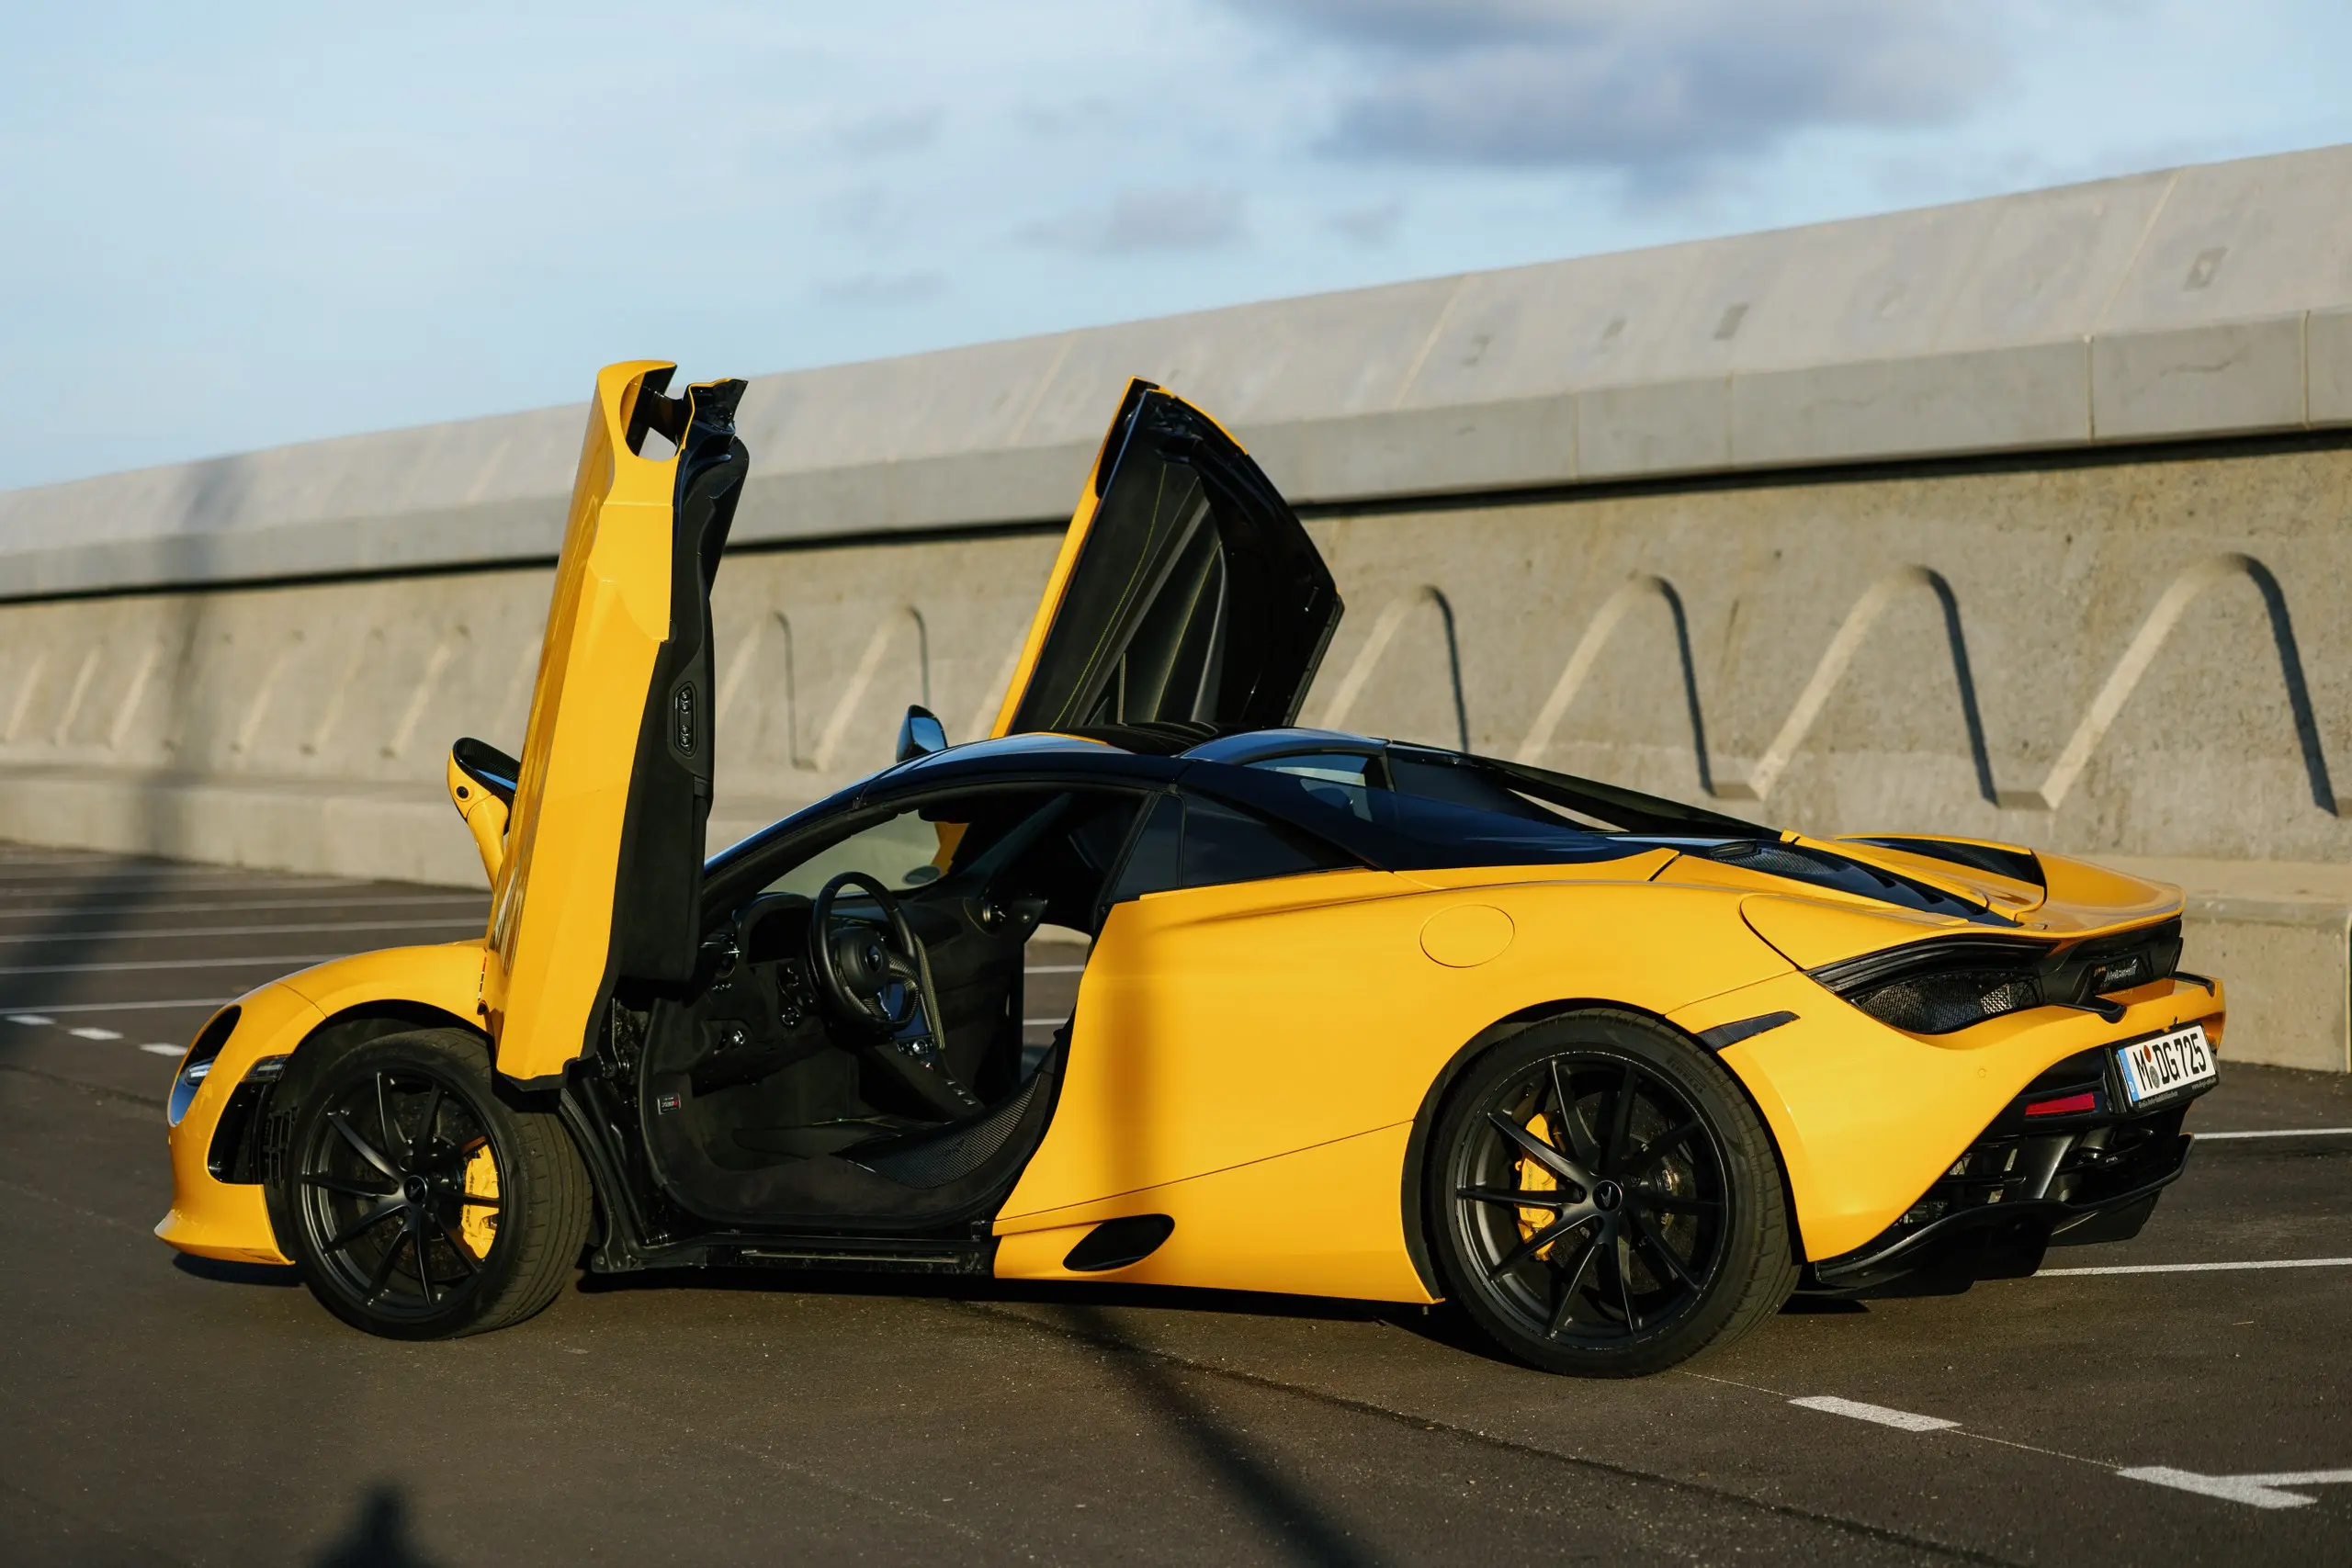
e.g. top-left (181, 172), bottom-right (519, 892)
top-left (989, 378), bottom-right (1341, 739)
top-left (980, 382), bottom-right (1441, 1296)
top-left (483, 361), bottom-right (749, 1086)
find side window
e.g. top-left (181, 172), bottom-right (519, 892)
top-left (759, 787), bottom-right (1150, 935)
top-left (1102, 793), bottom-right (1182, 908)
top-left (1101, 791), bottom-right (1352, 909)
top-left (1247, 752), bottom-right (1375, 820)
top-left (1181, 797), bottom-right (1340, 886)
top-left (760, 808), bottom-right (946, 898)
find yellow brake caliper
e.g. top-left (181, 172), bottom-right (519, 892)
top-left (1517, 1113), bottom-right (1561, 1249)
top-left (460, 1141), bottom-right (501, 1260)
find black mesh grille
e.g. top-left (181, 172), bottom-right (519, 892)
top-left (1852, 969), bottom-right (2041, 1033)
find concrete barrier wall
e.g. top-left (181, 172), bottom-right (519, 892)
top-left (3, 145), bottom-right (2349, 1071)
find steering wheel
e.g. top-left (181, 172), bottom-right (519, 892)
top-left (808, 872), bottom-right (980, 1118)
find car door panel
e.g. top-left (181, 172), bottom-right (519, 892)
top-left (485, 362), bottom-right (748, 1084)
top-left (990, 381), bottom-right (1340, 739)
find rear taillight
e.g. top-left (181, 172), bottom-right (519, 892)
top-left (2024, 1090), bottom-right (2099, 1118)
top-left (1846, 969), bottom-right (2042, 1034)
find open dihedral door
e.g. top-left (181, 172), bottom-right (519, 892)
top-left (990, 380), bottom-right (1341, 739)
top-left (484, 360), bottom-right (749, 1086)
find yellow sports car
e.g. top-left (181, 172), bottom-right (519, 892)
top-left (159, 363), bottom-right (2225, 1376)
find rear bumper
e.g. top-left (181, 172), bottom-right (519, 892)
top-left (1804, 1131), bottom-right (2190, 1294)
top-left (1804, 1035), bottom-right (2209, 1295)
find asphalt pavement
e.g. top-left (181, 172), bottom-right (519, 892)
top-left (2, 841), bottom-right (2348, 1566)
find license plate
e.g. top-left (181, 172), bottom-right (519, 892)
top-left (2116, 1024), bottom-right (2216, 1105)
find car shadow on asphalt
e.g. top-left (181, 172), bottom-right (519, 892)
top-left (576, 1263), bottom-right (1541, 1371)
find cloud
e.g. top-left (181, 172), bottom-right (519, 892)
top-left (833, 107), bottom-right (942, 156)
top-left (1327, 197), bottom-right (1405, 245)
top-left (1023, 186), bottom-right (1247, 254)
top-left (816, 269), bottom-right (947, 305)
top-left (1234, 0), bottom-right (2007, 184)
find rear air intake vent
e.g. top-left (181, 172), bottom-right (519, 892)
top-left (1703, 840), bottom-right (2006, 924)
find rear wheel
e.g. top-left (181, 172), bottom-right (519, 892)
top-left (280, 1028), bottom-right (591, 1340)
top-left (1428, 1011), bottom-right (1796, 1377)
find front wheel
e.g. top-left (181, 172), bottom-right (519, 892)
top-left (279, 1028), bottom-right (592, 1340)
top-left (1427, 1011), bottom-right (1797, 1377)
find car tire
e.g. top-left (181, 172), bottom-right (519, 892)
top-left (277, 1028), bottom-right (592, 1340)
top-left (1427, 1010), bottom-right (1797, 1377)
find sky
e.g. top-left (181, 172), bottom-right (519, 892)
top-left (3, 0), bottom-right (2349, 492)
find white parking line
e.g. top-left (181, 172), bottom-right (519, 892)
top-left (2196, 1127), bottom-right (2352, 1141)
top-left (139, 1043), bottom-right (182, 1056)
top-left (6, 1013), bottom-right (55, 1025)
top-left (0, 917), bottom-right (483, 945)
top-left (1787, 1396), bottom-right (1959, 1432)
top-left (2040, 1257), bottom-right (2352, 1277)
top-left (0, 953), bottom-right (345, 976)
top-left (1025, 964), bottom-right (1085, 974)
top-left (2120, 1466), bottom-right (2352, 1510)
top-left (67, 1027), bottom-right (121, 1041)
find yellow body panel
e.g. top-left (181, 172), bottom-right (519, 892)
top-left (484, 360), bottom-right (681, 1082)
top-left (154, 982), bottom-right (321, 1264)
top-left (1677, 968), bottom-right (2225, 1259)
top-left (1000, 868), bottom-right (1792, 1231)
top-left (994, 1122), bottom-right (1433, 1302)
top-left (154, 942), bottom-right (489, 1264)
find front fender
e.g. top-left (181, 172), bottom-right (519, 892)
top-left (156, 942), bottom-right (490, 1265)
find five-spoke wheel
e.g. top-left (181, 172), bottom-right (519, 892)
top-left (1429, 1011), bottom-right (1795, 1376)
top-left (277, 1029), bottom-right (591, 1340)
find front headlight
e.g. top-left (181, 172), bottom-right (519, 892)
top-left (166, 1006), bottom-right (243, 1127)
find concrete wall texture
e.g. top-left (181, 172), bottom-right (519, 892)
top-left (3, 144), bottom-right (2349, 1070)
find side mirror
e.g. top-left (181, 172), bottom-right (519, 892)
top-left (896, 705), bottom-right (948, 762)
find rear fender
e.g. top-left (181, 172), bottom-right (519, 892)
top-left (1675, 969), bottom-right (2227, 1260)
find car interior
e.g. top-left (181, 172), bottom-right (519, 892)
top-left (634, 785), bottom-right (1153, 1229)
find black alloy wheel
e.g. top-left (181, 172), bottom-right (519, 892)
top-left (1429, 1011), bottom-right (1796, 1377)
top-left (280, 1029), bottom-right (592, 1340)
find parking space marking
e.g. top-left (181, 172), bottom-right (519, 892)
top-left (138, 1043), bottom-right (181, 1056)
top-left (6, 1013), bottom-right (55, 1025)
top-left (0, 917), bottom-right (482, 945)
top-left (2040, 1257), bottom-right (2352, 1277)
top-left (66, 1027), bottom-right (121, 1041)
top-left (2197, 1127), bottom-right (2352, 1141)
top-left (0, 953), bottom-right (345, 976)
top-left (1787, 1396), bottom-right (1959, 1432)
top-left (2120, 1466), bottom-right (2352, 1510)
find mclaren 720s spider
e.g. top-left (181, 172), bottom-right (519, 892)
top-left (158, 362), bottom-right (2223, 1376)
